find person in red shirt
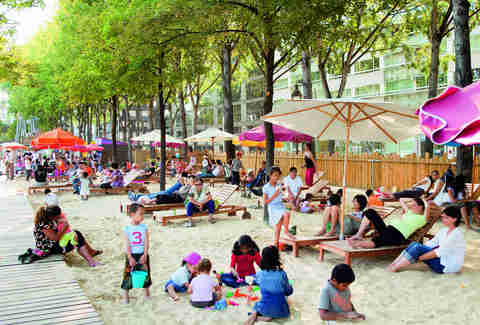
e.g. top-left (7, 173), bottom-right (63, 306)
top-left (220, 235), bottom-right (261, 288)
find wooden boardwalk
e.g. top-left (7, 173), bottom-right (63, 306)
top-left (0, 186), bottom-right (104, 325)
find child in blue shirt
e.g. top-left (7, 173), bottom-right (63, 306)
top-left (121, 203), bottom-right (152, 304)
top-left (165, 252), bottom-right (202, 301)
top-left (245, 245), bottom-right (293, 325)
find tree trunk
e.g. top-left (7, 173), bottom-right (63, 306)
top-left (87, 105), bottom-right (93, 143)
top-left (158, 82), bottom-right (167, 191)
top-left (148, 97), bottom-right (155, 158)
top-left (302, 51), bottom-right (316, 157)
top-left (318, 54), bottom-right (336, 154)
top-left (70, 109), bottom-right (74, 134)
top-left (193, 104), bottom-right (199, 136)
top-left (178, 90), bottom-right (188, 158)
top-left (222, 43), bottom-right (235, 162)
top-left (103, 109), bottom-right (107, 138)
top-left (424, 36), bottom-right (442, 156)
top-left (453, 0), bottom-right (474, 181)
top-left (111, 95), bottom-right (119, 163)
top-left (124, 96), bottom-right (133, 162)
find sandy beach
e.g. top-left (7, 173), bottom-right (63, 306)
top-left (20, 180), bottom-right (480, 325)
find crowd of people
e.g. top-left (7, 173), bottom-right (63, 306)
top-left (9, 145), bottom-right (477, 324)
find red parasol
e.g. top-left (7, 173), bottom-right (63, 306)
top-left (32, 128), bottom-right (85, 148)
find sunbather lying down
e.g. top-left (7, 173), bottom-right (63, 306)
top-left (128, 177), bottom-right (192, 204)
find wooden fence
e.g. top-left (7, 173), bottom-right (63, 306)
top-left (214, 152), bottom-right (480, 190)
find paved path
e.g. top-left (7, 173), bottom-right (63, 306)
top-left (0, 185), bottom-right (104, 325)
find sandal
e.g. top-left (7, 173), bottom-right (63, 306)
top-left (93, 250), bottom-right (103, 257)
top-left (208, 217), bottom-right (216, 224)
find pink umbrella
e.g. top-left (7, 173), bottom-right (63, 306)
top-left (153, 141), bottom-right (185, 148)
top-left (239, 124), bottom-right (312, 143)
top-left (62, 145), bottom-right (90, 153)
top-left (86, 144), bottom-right (104, 151)
top-left (417, 81), bottom-right (480, 145)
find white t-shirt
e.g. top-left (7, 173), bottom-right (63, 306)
top-left (25, 159), bottom-right (32, 170)
top-left (425, 227), bottom-right (465, 273)
top-left (212, 166), bottom-right (221, 177)
top-left (202, 159), bottom-right (209, 168)
top-left (284, 175), bottom-right (303, 197)
top-left (190, 274), bottom-right (217, 302)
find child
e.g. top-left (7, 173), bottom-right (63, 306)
top-left (245, 246), bottom-right (293, 325)
top-left (299, 193), bottom-right (317, 213)
top-left (80, 171), bottom-right (90, 200)
top-left (121, 203), bottom-right (152, 303)
top-left (318, 264), bottom-right (365, 321)
top-left (221, 235), bottom-right (261, 288)
top-left (284, 167), bottom-right (304, 211)
top-left (366, 189), bottom-right (384, 207)
top-left (263, 167), bottom-right (296, 247)
top-left (55, 213), bottom-right (79, 254)
top-left (44, 189), bottom-right (59, 207)
top-left (165, 252), bottom-right (202, 301)
top-left (189, 258), bottom-right (222, 308)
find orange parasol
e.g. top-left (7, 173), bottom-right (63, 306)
top-left (32, 128), bottom-right (85, 149)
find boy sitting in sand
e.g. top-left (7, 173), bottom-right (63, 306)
top-left (165, 252), bottom-right (201, 301)
top-left (318, 264), bottom-right (365, 321)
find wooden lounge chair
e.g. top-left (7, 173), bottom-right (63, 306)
top-left (317, 205), bottom-right (442, 265)
top-left (28, 183), bottom-right (73, 195)
top-left (280, 206), bottom-right (398, 257)
top-left (90, 170), bottom-right (149, 195)
top-left (152, 184), bottom-right (250, 226)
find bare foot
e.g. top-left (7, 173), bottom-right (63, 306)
top-left (315, 229), bottom-right (326, 236)
top-left (324, 231), bottom-right (336, 237)
top-left (167, 286), bottom-right (179, 301)
top-left (346, 238), bottom-right (356, 248)
top-left (284, 232), bottom-right (296, 240)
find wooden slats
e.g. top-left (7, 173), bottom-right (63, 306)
top-left (0, 186), bottom-right (104, 325)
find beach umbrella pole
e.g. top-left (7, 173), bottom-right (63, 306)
top-left (340, 124), bottom-right (351, 240)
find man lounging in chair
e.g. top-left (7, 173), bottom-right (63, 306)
top-left (347, 198), bottom-right (429, 248)
top-left (379, 170), bottom-right (440, 202)
top-left (128, 177), bottom-right (191, 204)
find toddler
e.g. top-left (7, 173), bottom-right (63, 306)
top-left (80, 171), bottom-right (90, 200)
top-left (165, 252), bottom-right (202, 301)
top-left (189, 258), bottom-right (222, 308)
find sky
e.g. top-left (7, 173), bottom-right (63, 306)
top-left (9, 0), bottom-right (58, 45)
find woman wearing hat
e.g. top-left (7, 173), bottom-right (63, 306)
top-left (387, 206), bottom-right (465, 274)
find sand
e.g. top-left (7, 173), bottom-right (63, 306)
top-left (18, 179), bottom-right (480, 325)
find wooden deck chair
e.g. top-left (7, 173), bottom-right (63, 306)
top-left (27, 183), bottom-right (73, 195)
top-left (318, 204), bottom-right (443, 265)
top-left (280, 206), bottom-right (398, 257)
top-left (90, 169), bottom-right (148, 195)
top-left (153, 184), bottom-right (250, 226)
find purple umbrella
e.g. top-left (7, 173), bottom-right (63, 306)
top-left (239, 124), bottom-right (312, 143)
top-left (417, 81), bottom-right (480, 145)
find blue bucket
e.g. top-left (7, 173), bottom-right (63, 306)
top-left (131, 270), bottom-right (148, 288)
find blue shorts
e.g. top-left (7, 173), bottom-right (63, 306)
top-left (164, 279), bottom-right (188, 293)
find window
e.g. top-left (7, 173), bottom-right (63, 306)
top-left (384, 67), bottom-right (414, 93)
top-left (232, 83), bottom-right (242, 102)
top-left (355, 84), bottom-right (380, 97)
top-left (471, 34), bottom-right (480, 51)
top-left (354, 57), bottom-right (380, 73)
top-left (415, 73), bottom-right (448, 89)
top-left (274, 78), bottom-right (289, 89)
top-left (473, 68), bottom-right (480, 81)
top-left (246, 101), bottom-right (263, 122)
top-left (233, 104), bottom-right (241, 121)
top-left (383, 53), bottom-right (404, 67)
top-left (247, 78), bottom-right (265, 99)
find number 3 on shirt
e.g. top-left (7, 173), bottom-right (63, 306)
top-left (132, 232), bottom-right (143, 245)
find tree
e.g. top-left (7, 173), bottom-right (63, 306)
top-left (453, 0), bottom-right (474, 180)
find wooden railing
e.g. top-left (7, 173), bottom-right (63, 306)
top-left (213, 152), bottom-right (480, 190)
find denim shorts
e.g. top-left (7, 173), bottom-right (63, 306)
top-left (164, 279), bottom-right (188, 293)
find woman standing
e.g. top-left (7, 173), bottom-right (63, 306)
top-left (304, 143), bottom-right (315, 187)
top-left (387, 206), bottom-right (465, 273)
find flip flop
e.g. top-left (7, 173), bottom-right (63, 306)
top-left (93, 250), bottom-right (103, 257)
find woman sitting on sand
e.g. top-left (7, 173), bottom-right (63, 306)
top-left (33, 206), bottom-right (102, 266)
top-left (388, 206), bottom-right (465, 273)
top-left (347, 198), bottom-right (429, 249)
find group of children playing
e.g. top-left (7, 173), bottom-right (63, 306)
top-left (123, 203), bottom-right (365, 323)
